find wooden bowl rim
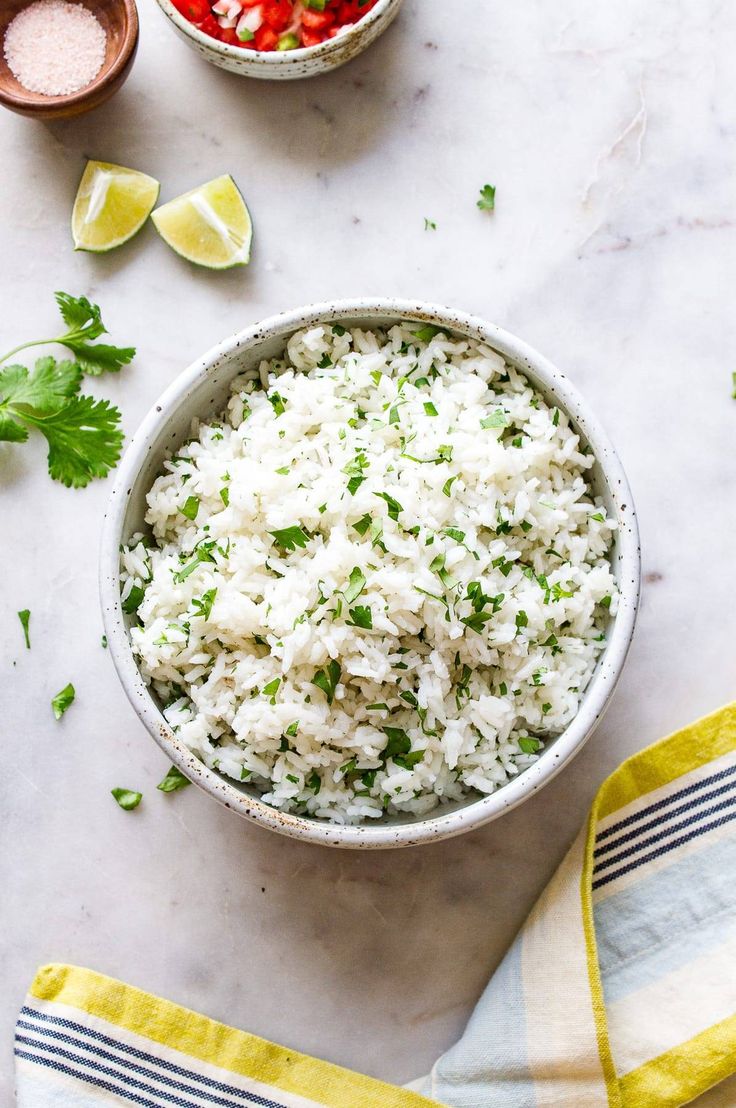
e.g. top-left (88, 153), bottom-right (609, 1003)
top-left (0, 0), bottom-right (139, 116)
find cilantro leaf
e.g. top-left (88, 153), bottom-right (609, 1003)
top-left (269, 526), bottom-right (309, 552)
top-left (343, 567), bottom-right (366, 604)
top-left (51, 682), bottom-right (75, 720)
top-left (18, 609), bottom-right (30, 649)
top-left (312, 659), bottom-right (341, 704)
top-left (54, 292), bottom-right (105, 337)
top-left (63, 340), bottom-right (136, 376)
top-left (111, 787), bottom-right (142, 810)
top-left (382, 727), bottom-right (412, 760)
top-left (157, 765), bottom-right (191, 792)
top-left (180, 495), bottom-right (200, 521)
top-left (374, 491), bottom-right (403, 521)
top-left (477, 184), bottom-right (496, 212)
top-left (54, 292), bottom-right (135, 376)
top-left (20, 394), bottom-right (123, 488)
top-left (0, 414), bottom-right (27, 442)
top-left (0, 358), bottom-right (81, 411)
top-left (347, 605), bottom-right (373, 629)
top-left (191, 588), bottom-right (217, 620)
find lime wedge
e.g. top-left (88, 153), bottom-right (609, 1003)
top-left (72, 161), bottom-right (160, 253)
top-left (151, 176), bottom-right (252, 270)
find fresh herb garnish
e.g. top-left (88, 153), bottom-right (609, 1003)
top-left (285, 720), bottom-right (299, 737)
top-left (17, 609), bottom-right (30, 649)
top-left (382, 727), bottom-right (412, 760)
top-left (269, 526), bottom-right (308, 552)
top-left (51, 682), bottom-right (75, 720)
top-left (480, 409), bottom-right (507, 429)
top-left (348, 605), bottom-right (373, 629)
top-left (191, 588), bottom-right (217, 620)
top-left (263, 678), bottom-right (281, 699)
top-left (477, 183), bottom-right (496, 212)
top-left (0, 357), bottom-right (123, 488)
top-left (430, 552), bottom-right (458, 589)
top-left (157, 765), bottom-right (191, 792)
top-left (219, 486), bottom-right (230, 507)
top-left (180, 495), bottom-right (200, 521)
top-left (424, 218), bottom-right (437, 231)
top-left (515, 610), bottom-right (528, 630)
top-left (424, 401), bottom-right (438, 417)
top-left (317, 354), bottom-right (332, 369)
top-left (344, 567), bottom-right (366, 603)
top-left (442, 475), bottom-right (458, 497)
top-left (0, 292), bottom-right (135, 376)
top-left (111, 787), bottom-right (142, 811)
top-left (332, 323), bottom-right (346, 336)
top-left (312, 659), bottom-right (341, 705)
top-left (374, 491), bottom-right (403, 521)
top-left (122, 584), bottom-right (145, 614)
top-left (519, 737), bottom-right (541, 755)
top-left (413, 325), bottom-right (441, 343)
top-left (268, 392), bottom-right (286, 416)
top-left (306, 770), bottom-right (321, 793)
top-left (352, 513), bottom-right (372, 536)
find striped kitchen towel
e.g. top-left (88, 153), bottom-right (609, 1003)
top-left (16, 703), bottom-right (736, 1107)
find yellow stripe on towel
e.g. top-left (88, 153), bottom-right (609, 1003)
top-left (29, 963), bottom-right (439, 1108)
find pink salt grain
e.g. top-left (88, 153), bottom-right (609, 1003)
top-left (4, 0), bottom-right (107, 97)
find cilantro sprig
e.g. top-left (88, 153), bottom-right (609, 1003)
top-left (0, 292), bottom-right (132, 488)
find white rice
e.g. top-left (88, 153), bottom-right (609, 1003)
top-left (121, 322), bottom-right (617, 825)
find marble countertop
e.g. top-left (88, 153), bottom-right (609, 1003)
top-left (2, 0), bottom-right (736, 1099)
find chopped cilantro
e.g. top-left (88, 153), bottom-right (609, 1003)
top-left (480, 409), bottom-right (507, 429)
top-left (180, 495), bottom-right (199, 520)
top-left (600, 595), bottom-right (612, 609)
top-left (219, 486), bottom-right (230, 507)
top-left (306, 770), bottom-right (321, 793)
top-left (111, 787), bottom-right (142, 811)
top-left (519, 737), bottom-right (540, 754)
top-left (552, 408), bottom-right (560, 427)
top-left (413, 325), bottom-right (441, 343)
top-left (52, 682), bottom-right (75, 720)
top-left (477, 183), bottom-right (496, 211)
top-left (344, 567), bottom-right (366, 603)
top-left (388, 406), bottom-right (400, 425)
top-left (515, 610), bottom-right (529, 630)
top-left (348, 605), bottom-right (373, 629)
top-left (268, 392), bottom-right (285, 416)
top-left (591, 511), bottom-right (605, 522)
top-left (430, 551), bottom-right (458, 589)
top-left (191, 588), bottom-right (217, 621)
top-left (312, 659), bottom-right (341, 705)
top-left (285, 720), bottom-right (299, 737)
top-left (17, 609), bottom-right (30, 649)
top-left (374, 491), bottom-right (403, 521)
top-left (157, 765), bottom-right (191, 792)
top-left (424, 218), bottom-right (437, 231)
top-left (442, 475), bottom-right (458, 497)
top-left (424, 401), bottom-right (438, 417)
top-left (101, 635), bottom-right (107, 649)
top-left (263, 677), bottom-right (281, 697)
top-left (332, 323), bottom-right (346, 336)
top-left (394, 749), bottom-right (426, 770)
top-left (382, 727), bottom-right (412, 760)
top-left (269, 526), bottom-right (308, 552)
top-left (352, 513), bottom-right (372, 536)
top-left (542, 703), bottom-right (552, 715)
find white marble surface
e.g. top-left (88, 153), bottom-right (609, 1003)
top-left (2, 0), bottom-right (736, 1101)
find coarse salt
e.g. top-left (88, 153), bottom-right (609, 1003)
top-left (4, 0), bottom-right (107, 98)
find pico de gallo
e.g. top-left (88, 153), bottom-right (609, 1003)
top-left (171, 0), bottom-right (379, 51)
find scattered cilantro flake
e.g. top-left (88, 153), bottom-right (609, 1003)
top-left (388, 405), bottom-right (400, 425)
top-left (286, 774), bottom-right (299, 784)
top-left (519, 737), bottom-right (541, 754)
top-left (269, 526), bottom-right (308, 552)
top-left (424, 218), bottom-right (437, 231)
top-left (591, 511), bottom-right (605, 522)
top-left (344, 567), bottom-right (366, 603)
top-left (480, 409), bottom-right (507, 429)
top-left (352, 514), bottom-right (372, 537)
top-left (317, 354), bottom-right (332, 369)
top-left (542, 703), bottom-right (552, 715)
top-left (219, 486), bottom-right (230, 507)
top-left (180, 495), bottom-right (200, 521)
top-left (424, 401), bottom-right (438, 417)
top-left (348, 605), bottom-right (373, 629)
top-left (191, 588), bottom-right (217, 621)
top-left (382, 727), bottom-right (412, 760)
top-left (394, 749), bottom-right (426, 770)
top-left (477, 184), bottom-right (496, 211)
top-left (374, 491), bottom-right (403, 521)
top-left (461, 610), bottom-right (496, 634)
top-left (276, 466), bottom-right (290, 476)
top-left (732, 371), bottom-right (736, 399)
top-left (268, 392), bottom-right (285, 416)
top-left (306, 770), bottom-right (321, 793)
top-left (332, 323), bottom-right (346, 336)
top-left (552, 408), bottom-right (560, 427)
top-left (600, 595), bottom-right (612, 609)
top-left (442, 475), bottom-right (458, 497)
top-left (51, 683), bottom-right (75, 719)
top-left (312, 659), bottom-right (341, 705)
top-left (285, 720), bottom-right (299, 738)
top-left (101, 634), bottom-right (107, 649)
top-left (515, 610), bottom-right (528, 630)
top-left (17, 609), bottom-right (30, 649)
top-left (366, 702), bottom-right (388, 712)
top-left (112, 787), bottom-right (142, 810)
top-left (413, 325), bottom-right (441, 343)
top-left (157, 765), bottom-right (191, 792)
top-left (263, 677), bottom-right (281, 697)
top-left (430, 551), bottom-right (458, 590)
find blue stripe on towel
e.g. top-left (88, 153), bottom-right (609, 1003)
top-left (18, 1006), bottom-right (285, 1108)
top-left (594, 833), bottom-right (736, 1005)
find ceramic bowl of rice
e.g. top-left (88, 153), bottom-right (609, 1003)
top-left (100, 300), bottom-right (640, 848)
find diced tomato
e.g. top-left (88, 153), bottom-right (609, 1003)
top-left (218, 26), bottom-right (240, 43)
top-left (172, 0), bottom-right (211, 22)
top-left (197, 13), bottom-right (221, 36)
top-left (262, 0), bottom-right (293, 31)
top-left (302, 7), bottom-right (335, 29)
top-left (254, 23), bottom-right (279, 49)
top-left (337, 0), bottom-right (374, 21)
top-left (300, 26), bottom-right (325, 46)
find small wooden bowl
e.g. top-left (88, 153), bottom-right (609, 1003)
top-left (0, 0), bottom-right (138, 119)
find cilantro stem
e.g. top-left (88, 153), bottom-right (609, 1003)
top-left (0, 338), bottom-right (59, 365)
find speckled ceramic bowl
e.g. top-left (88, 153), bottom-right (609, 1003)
top-left (152, 0), bottom-right (403, 80)
top-left (100, 299), bottom-right (640, 849)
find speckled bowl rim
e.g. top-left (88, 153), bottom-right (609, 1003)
top-left (100, 299), bottom-right (640, 849)
top-left (153, 0), bottom-right (397, 70)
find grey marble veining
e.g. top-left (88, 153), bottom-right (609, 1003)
top-left (2, 0), bottom-right (736, 1102)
